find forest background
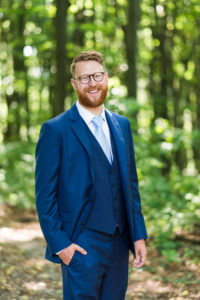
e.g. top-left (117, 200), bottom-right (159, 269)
top-left (0, 0), bottom-right (200, 297)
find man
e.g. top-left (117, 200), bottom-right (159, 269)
top-left (35, 50), bottom-right (147, 300)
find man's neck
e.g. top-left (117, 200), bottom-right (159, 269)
top-left (78, 102), bottom-right (104, 116)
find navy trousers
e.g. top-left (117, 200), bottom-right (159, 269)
top-left (61, 227), bottom-right (130, 300)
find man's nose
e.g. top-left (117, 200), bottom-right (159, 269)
top-left (88, 76), bottom-right (96, 86)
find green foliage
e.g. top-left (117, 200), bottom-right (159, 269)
top-left (118, 99), bottom-right (200, 258)
top-left (0, 142), bottom-right (35, 209)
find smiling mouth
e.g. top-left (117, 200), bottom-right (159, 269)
top-left (87, 90), bottom-right (99, 94)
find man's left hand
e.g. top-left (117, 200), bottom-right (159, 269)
top-left (133, 239), bottom-right (147, 268)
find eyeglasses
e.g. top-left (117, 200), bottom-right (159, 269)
top-left (75, 72), bottom-right (105, 84)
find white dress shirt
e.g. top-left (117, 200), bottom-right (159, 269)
top-left (76, 101), bottom-right (113, 159)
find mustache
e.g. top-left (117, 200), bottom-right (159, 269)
top-left (86, 88), bottom-right (100, 91)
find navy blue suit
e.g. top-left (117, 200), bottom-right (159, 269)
top-left (35, 104), bottom-right (147, 299)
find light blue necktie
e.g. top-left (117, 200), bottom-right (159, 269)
top-left (92, 115), bottom-right (113, 164)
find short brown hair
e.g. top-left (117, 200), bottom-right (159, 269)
top-left (70, 50), bottom-right (105, 78)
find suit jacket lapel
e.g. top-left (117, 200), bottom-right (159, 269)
top-left (69, 104), bottom-right (95, 183)
top-left (105, 110), bottom-right (129, 196)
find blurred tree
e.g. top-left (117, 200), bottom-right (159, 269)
top-left (107, 0), bottom-right (140, 130)
top-left (2, 0), bottom-right (27, 141)
top-left (191, 17), bottom-right (200, 172)
top-left (53, 0), bottom-right (69, 116)
top-left (123, 0), bottom-right (139, 122)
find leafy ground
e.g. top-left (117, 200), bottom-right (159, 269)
top-left (0, 204), bottom-right (200, 300)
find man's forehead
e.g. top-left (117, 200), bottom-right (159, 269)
top-left (75, 60), bottom-right (104, 75)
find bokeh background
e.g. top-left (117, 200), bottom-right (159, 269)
top-left (0, 0), bottom-right (200, 299)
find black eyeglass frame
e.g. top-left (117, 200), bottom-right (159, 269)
top-left (74, 72), bottom-right (105, 84)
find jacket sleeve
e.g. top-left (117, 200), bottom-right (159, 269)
top-left (35, 122), bottom-right (72, 255)
top-left (127, 120), bottom-right (148, 242)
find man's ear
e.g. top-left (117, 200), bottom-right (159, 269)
top-left (71, 78), bottom-right (76, 90)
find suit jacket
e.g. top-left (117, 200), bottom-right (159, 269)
top-left (35, 104), bottom-right (147, 263)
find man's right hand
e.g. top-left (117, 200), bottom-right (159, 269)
top-left (58, 243), bottom-right (87, 265)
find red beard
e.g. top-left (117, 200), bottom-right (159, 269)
top-left (76, 84), bottom-right (108, 108)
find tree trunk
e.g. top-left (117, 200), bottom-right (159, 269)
top-left (123, 0), bottom-right (139, 131)
top-left (192, 52), bottom-right (200, 172)
top-left (150, 1), bottom-right (168, 121)
top-left (4, 0), bottom-right (27, 141)
top-left (54, 0), bottom-right (69, 116)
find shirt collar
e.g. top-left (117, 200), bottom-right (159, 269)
top-left (76, 100), bottom-right (106, 126)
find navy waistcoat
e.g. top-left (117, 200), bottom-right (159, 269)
top-left (83, 118), bottom-right (128, 235)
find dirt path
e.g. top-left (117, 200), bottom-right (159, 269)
top-left (0, 205), bottom-right (199, 299)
